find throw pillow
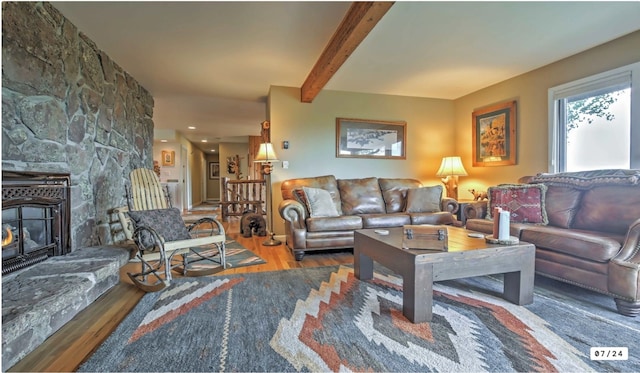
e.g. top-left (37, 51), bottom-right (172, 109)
top-left (405, 185), bottom-right (443, 213)
top-left (292, 188), bottom-right (309, 214)
top-left (302, 187), bottom-right (340, 218)
top-left (379, 178), bottom-right (422, 213)
top-left (127, 207), bottom-right (192, 248)
top-left (485, 184), bottom-right (549, 224)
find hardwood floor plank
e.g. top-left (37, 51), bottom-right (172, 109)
top-left (8, 214), bottom-right (353, 372)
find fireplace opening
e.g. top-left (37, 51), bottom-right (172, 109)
top-left (2, 171), bottom-right (71, 275)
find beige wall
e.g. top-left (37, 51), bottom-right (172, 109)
top-left (153, 131), bottom-right (207, 209)
top-left (269, 86), bottom-right (455, 234)
top-left (453, 30), bottom-right (640, 195)
top-left (189, 148), bottom-right (206, 206)
top-left (219, 142), bottom-right (250, 180)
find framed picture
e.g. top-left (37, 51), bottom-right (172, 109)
top-left (472, 100), bottom-right (517, 167)
top-left (209, 162), bottom-right (220, 179)
top-left (161, 150), bottom-right (175, 167)
top-left (336, 118), bottom-right (406, 159)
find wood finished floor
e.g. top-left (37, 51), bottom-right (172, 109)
top-left (9, 212), bottom-right (353, 372)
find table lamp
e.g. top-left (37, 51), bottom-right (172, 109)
top-left (254, 142), bottom-right (282, 246)
top-left (435, 156), bottom-right (468, 200)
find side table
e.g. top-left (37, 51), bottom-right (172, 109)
top-left (456, 199), bottom-right (476, 226)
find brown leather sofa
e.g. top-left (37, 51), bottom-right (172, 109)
top-left (278, 175), bottom-right (459, 261)
top-left (464, 169), bottom-right (640, 316)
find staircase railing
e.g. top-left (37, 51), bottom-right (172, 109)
top-left (220, 177), bottom-right (266, 221)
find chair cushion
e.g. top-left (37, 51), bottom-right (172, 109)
top-left (128, 208), bottom-right (191, 247)
top-left (301, 187), bottom-right (340, 218)
top-left (486, 184), bottom-right (548, 224)
top-left (405, 185), bottom-right (443, 213)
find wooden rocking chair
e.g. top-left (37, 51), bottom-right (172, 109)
top-left (118, 168), bottom-right (226, 292)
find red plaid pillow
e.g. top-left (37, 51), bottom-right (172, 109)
top-left (486, 184), bottom-right (548, 224)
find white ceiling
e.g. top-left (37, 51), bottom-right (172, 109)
top-left (52, 1), bottom-right (640, 153)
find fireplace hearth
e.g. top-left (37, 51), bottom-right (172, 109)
top-left (2, 171), bottom-right (71, 274)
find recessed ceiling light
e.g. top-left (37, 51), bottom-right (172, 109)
top-left (188, 126), bottom-right (196, 130)
top-left (210, 149), bottom-right (216, 152)
top-left (201, 139), bottom-right (208, 143)
top-left (160, 139), bottom-right (168, 143)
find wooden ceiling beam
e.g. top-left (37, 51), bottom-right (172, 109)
top-left (300, 2), bottom-right (394, 103)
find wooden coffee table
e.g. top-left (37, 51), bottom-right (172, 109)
top-left (354, 226), bottom-right (535, 323)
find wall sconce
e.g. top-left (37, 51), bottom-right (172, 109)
top-left (435, 156), bottom-right (468, 200)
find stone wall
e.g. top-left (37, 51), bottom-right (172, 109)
top-left (2, 2), bottom-right (154, 249)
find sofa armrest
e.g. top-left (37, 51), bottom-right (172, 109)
top-left (463, 201), bottom-right (488, 220)
top-left (442, 198), bottom-right (459, 214)
top-left (613, 218), bottom-right (640, 263)
top-left (278, 199), bottom-right (307, 229)
top-left (608, 218), bottom-right (640, 303)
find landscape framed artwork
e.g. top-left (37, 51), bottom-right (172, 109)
top-left (161, 150), bottom-right (175, 167)
top-left (336, 118), bottom-right (406, 159)
top-left (209, 162), bottom-right (220, 179)
top-left (472, 100), bottom-right (517, 166)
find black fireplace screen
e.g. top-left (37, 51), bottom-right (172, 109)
top-left (2, 171), bottom-right (70, 274)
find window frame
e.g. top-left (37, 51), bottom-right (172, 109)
top-left (547, 61), bottom-right (640, 172)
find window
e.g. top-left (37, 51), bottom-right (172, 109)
top-left (548, 62), bottom-right (640, 172)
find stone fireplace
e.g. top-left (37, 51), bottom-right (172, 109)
top-left (1, 3), bottom-right (155, 369)
top-left (2, 171), bottom-right (71, 274)
top-left (2, 2), bottom-right (155, 250)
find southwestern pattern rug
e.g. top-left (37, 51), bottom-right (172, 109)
top-left (183, 238), bottom-right (266, 272)
top-left (80, 265), bottom-right (639, 372)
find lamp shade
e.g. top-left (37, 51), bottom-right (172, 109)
top-left (254, 143), bottom-right (280, 163)
top-left (435, 156), bottom-right (468, 177)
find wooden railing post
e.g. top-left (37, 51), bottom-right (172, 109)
top-left (219, 178), bottom-right (267, 221)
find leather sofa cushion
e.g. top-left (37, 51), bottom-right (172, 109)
top-left (465, 218), bottom-right (528, 238)
top-left (281, 175), bottom-right (342, 215)
top-left (360, 213), bottom-right (411, 228)
top-left (572, 186), bottom-right (640, 235)
top-left (544, 186), bottom-right (582, 228)
top-left (410, 211), bottom-right (455, 225)
top-left (306, 215), bottom-right (362, 232)
top-left (521, 225), bottom-right (623, 263)
top-left (378, 178), bottom-right (422, 213)
top-left (338, 177), bottom-right (385, 215)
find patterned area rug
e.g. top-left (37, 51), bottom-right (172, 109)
top-left (79, 265), bottom-right (639, 372)
top-left (183, 239), bottom-right (265, 272)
